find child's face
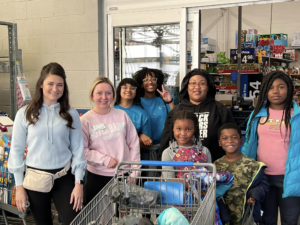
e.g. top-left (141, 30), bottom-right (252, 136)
top-left (173, 119), bottom-right (195, 147)
top-left (267, 78), bottom-right (288, 110)
top-left (218, 129), bottom-right (242, 155)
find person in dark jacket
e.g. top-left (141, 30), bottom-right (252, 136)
top-left (158, 69), bottom-right (235, 162)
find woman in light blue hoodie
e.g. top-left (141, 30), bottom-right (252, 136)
top-left (8, 63), bottom-right (87, 225)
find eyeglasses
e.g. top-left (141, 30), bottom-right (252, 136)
top-left (189, 82), bottom-right (207, 88)
top-left (142, 78), bottom-right (158, 83)
top-left (121, 85), bottom-right (137, 90)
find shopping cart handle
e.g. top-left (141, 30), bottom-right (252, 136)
top-left (140, 160), bottom-right (193, 167)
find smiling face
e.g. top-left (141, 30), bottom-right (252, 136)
top-left (120, 83), bottom-right (137, 101)
top-left (187, 75), bottom-right (209, 105)
top-left (173, 119), bottom-right (195, 147)
top-left (218, 128), bottom-right (243, 155)
top-left (142, 73), bottom-right (157, 94)
top-left (267, 78), bottom-right (288, 110)
top-left (41, 74), bottom-right (64, 106)
top-left (92, 83), bottom-right (114, 110)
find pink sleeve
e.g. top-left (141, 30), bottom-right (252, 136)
top-left (81, 119), bottom-right (111, 167)
top-left (124, 114), bottom-right (141, 177)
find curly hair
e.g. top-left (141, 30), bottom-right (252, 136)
top-left (179, 68), bottom-right (216, 102)
top-left (172, 110), bottom-right (200, 144)
top-left (246, 71), bottom-right (294, 139)
top-left (115, 78), bottom-right (141, 105)
top-left (134, 67), bottom-right (165, 97)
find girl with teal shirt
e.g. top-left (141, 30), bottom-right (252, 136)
top-left (114, 78), bottom-right (152, 147)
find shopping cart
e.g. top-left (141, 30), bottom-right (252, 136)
top-left (70, 161), bottom-right (216, 225)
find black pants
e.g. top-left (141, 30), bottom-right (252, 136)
top-left (25, 168), bottom-right (79, 225)
top-left (83, 171), bottom-right (112, 205)
top-left (261, 175), bottom-right (300, 225)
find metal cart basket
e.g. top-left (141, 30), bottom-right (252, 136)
top-left (71, 161), bottom-right (217, 225)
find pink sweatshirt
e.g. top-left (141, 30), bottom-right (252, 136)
top-left (80, 108), bottom-right (141, 177)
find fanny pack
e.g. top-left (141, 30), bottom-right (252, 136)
top-left (23, 161), bottom-right (71, 193)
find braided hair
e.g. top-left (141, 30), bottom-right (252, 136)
top-left (115, 78), bottom-right (141, 105)
top-left (172, 110), bottom-right (200, 144)
top-left (134, 67), bottom-right (165, 97)
top-left (246, 71), bottom-right (294, 139)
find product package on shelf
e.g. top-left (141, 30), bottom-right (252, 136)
top-left (16, 76), bottom-right (31, 109)
top-left (0, 133), bottom-right (27, 206)
top-left (16, 62), bottom-right (32, 109)
top-left (0, 117), bottom-right (13, 132)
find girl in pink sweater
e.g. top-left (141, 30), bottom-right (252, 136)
top-left (80, 77), bottom-right (140, 205)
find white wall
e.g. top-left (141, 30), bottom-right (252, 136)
top-left (0, 0), bottom-right (99, 116)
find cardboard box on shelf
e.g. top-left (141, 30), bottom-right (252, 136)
top-left (201, 38), bottom-right (217, 46)
top-left (201, 44), bottom-right (215, 52)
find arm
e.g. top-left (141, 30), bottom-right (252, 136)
top-left (158, 109), bottom-right (175, 160)
top-left (7, 108), bottom-right (27, 186)
top-left (125, 114), bottom-right (141, 177)
top-left (202, 146), bottom-right (212, 163)
top-left (7, 108), bottom-right (28, 213)
top-left (81, 120), bottom-right (111, 168)
top-left (247, 169), bottom-right (269, 203)
top-left (168, 102), bottom-right (174, 110)
top-left (161, 148), bottom-right (176, 179)
top-left (69, 110), bottom-right (87, 181)
top-left (139, 113), bottom-right (153, 147)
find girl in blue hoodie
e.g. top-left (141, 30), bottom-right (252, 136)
top-left (242, 71), bottom-right (300, 225)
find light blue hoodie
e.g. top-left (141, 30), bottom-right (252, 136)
top-left (8, 103), bottom-right (87, 186)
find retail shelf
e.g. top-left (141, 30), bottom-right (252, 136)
top-left (285, 46), bottom-right (300, 50)
top-left (211, 73), bottom-right (260, 75)
top-left (232, 110), bottom-right (253, 112)
top-left (200, 62), bottom-right (224, 64)
top-left (290, 74), bottom-right (300, 76)
top-left (260, 56), bottom-right (296, 63)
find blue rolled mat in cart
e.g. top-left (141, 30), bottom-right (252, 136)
top-left (144, 181), bottom-right (184, 205)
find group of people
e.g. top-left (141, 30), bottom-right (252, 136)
top-left (6, 62), bottom-right (300, 225)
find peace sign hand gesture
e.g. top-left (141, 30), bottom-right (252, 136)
top-left (157, 85), bottom-right (172, 103)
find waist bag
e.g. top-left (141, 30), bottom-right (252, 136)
top-left (23, 161), bottom-right (71, 193)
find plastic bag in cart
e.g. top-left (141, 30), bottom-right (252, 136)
top-left (114, 182), bottom-right (160, 208)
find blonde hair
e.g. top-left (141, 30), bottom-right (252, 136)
top-left (89, 77), bottom-right (116, 102)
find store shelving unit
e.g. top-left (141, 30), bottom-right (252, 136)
top-left (0, 22), bottom-right (23, 120)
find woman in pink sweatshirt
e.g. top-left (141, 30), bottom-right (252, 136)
top-left (80, 77), bottom-right (141, 205)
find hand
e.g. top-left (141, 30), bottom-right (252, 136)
top-left (107, 157), bottom-right (118, 168)
top-left (127, 177), bottom-right (136, 184)
top-left (247, 197), bottom-right (255, 206)
top-left (70, 184), bottom-right (84, 212)
top-left (157, 85), bottom-right (172, 103)
top-left (140, 134), bottom-right (153, 146)
top-left (16, 186), bottom-right (28, 213)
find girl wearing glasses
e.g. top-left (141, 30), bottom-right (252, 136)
top-left (134, 68), bottom-right (174, 162)
top-left (158, 69), bottom-right (235, 162)
top-left (114, 78), bottom-right (153, 148)
top-left (80, 77), bottom-right (140, 205)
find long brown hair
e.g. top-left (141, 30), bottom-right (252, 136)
top-left (25, 62), bottom-right (74, 129)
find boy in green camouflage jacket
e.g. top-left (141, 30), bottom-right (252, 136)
top-left (214, 123), bottom-right (269, 225)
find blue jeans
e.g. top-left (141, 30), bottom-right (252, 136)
top-left (261, 175), bottom-right (300, 225)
